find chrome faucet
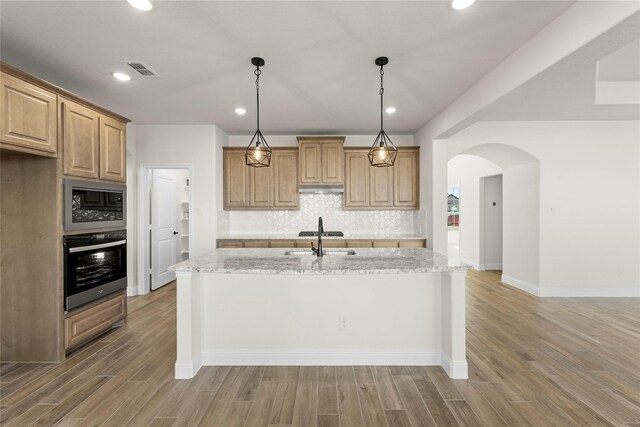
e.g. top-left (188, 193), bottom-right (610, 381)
top-left (311, 216), bottom-right (324, 257)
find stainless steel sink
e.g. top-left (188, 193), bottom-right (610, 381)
top-left (284, 250), bottom-right (356, 256)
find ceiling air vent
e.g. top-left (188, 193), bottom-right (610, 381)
top-left (124, 61), bottom-right (159, 77)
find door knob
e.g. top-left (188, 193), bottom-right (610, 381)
top-left (173, 231), bottom-right (179, 235)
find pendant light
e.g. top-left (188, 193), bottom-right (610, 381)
top-left (245, 57), bottom-right (272, 167)
top-left (368, 57), bottom-right (398, 167)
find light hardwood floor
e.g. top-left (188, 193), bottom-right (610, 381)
top-left (1, 270), bottom-right (639, 426)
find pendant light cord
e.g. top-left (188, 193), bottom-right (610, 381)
top-left (255, 66), bottom-right (261, 132)
top-left (379, 65), bottom-right (384, 132)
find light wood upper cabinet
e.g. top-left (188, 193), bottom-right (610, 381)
top-left (0, 71), bottom-right (58, 156)
top-left (321, 141), bottom-right (343, 183)
top-left (370, 163), bottom-right (394, 207)
top-left (223, 148), bottom-right (299, 210)
top-left (393, 149), bottom-right (419, 208)
top-left (344, 147), bottom-right (419, 210)
top-left (344, 151), bottom-right (369, 208)
top-left (299, 142), bottom-right (322, 184)
top-left (297, 137), bottom-right (344, 185)
top-left (273, 149), bottom-right (299, 208)
top-left (249, 165), bottom-right (273, 207)
top-left (99, 117), bottom-right (126, 182)
top-left (62, 99), bottom-right (100, 179)
top-left (224, 149), bottom-right (250, 208)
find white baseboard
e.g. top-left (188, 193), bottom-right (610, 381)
top-left (502, 274), bottom-right (639, 297)
top-left (460, 259), bottom-right (481, 270)
top-left (538, 287), bottom-right (640, 297)
top-left (175, 353), bottom-right (202, 379)
top-left (441, 352), bottom-right (468, 379)
top-left (201, 348), bottom-right (442, 366)
top-left (126, 287), bottom-right (138, 297)
top-left (501, 274), bottom-right (540, 296)
top-left (482, 263), bottom-right (503, 270)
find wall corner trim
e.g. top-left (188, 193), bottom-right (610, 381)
top-left (501, 274), bottom-right (540, 296)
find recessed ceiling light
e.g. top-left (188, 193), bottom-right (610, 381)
top-left (234, 107), bottom-right (247, 115)
top-left (451, 0), bottom-right (475, 10)
top-left (126, 0), bottom-right (152, 11)
top-left (385, 107), bottom-right (397, 114)
top-left (112, 72), bottom-right (131, 81)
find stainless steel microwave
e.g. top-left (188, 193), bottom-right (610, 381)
top-left (64, 179), bottom-right (126, 231)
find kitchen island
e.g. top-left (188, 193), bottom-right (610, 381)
top-left (170, 248), bottom-right (470, 380)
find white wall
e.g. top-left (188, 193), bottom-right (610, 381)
top-left (447, 121), bottom-right (639, 296)
top-left (481, 175), bottom-right (503, 269)
top-left (129, 125), bottom-right (226, 294)
top-left (126, 123), bottom-right (138, 296)
top-left (447, 155), bottom-right (502, 269)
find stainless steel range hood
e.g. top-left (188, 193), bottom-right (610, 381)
top-left (298, 184), bottom-right (344, 194)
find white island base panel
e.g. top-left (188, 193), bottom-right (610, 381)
top-left (175, 271), bottom-right (468, 379)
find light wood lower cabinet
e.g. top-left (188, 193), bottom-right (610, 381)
top-left (217, 239), bottom-right (426, 248)
top-left (64, 292), bottom-right (126, 351)
top-left (344, 147), bottom-right (420, 210)
top-left (224, 148), bottom-right (299, 210)
top-left (0, 71), bottom-right (58, 156)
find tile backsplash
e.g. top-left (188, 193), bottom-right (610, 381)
top-left (219, 194), bottom-right (425, 235)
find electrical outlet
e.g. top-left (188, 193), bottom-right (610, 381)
top-left (339, 316), bottom-right (348, 331)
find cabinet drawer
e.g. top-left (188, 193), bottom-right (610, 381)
top-left (269, 240), bottom-right (296, 248)
top-left (65, 293), bottom-right (126, 350)
top-left (346, 240), bottom-right (373, 248)
top-left (244, 240), bottom-right (269, 248)
top-left (399, 240), bottom-right (426, 248)
top-left (372, 240), bottom-right (399, 248)
top-left (218, 240), bottom-right (244, 248)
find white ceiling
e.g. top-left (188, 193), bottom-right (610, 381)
top-left (476, 10), bottom-right (640, 122)
top-left (0, 0), bottom-right (574, 135)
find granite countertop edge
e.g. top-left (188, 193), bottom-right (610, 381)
top-left (170, 248), bottom-right (469, 274)
top-left (217, 234), bottom-right (428, 240)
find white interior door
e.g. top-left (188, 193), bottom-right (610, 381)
top-left (151, 170), bottom-right (177, 290)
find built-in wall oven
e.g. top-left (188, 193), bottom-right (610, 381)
top-left (64, 179), bottom-right (126, 231)
top-left (64, 230), bottom-right (127, 312)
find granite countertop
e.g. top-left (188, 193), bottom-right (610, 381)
top-left (170, 248), bottom-right (469, 275)
top-left (216, 233), bottom-right (427, 240)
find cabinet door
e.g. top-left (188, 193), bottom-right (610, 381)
top-left (99, 117), bottom-right (126, 182)
top-left (0, 72), bottom-right (57, 155)
top-left (321, 142), bottom-right (343, 184)
top-left (273, 150), bottom-right (299, 208)
top-left (370, 164), bottom-right (393, 207)
top-left (344, 151), bottom-right (369, 208)
top-left (63, 99), bottom-right (100, 179)
top-left (224, 150), bottom-right (250, 208)
top-left (249, 165), bottom-right (273, 207)
top-left (299, 142), bottom-right (322, 184)
top-left (393, 150), bottom-right (419, 208)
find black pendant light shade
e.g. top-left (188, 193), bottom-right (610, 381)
top-left (246, 57), bottom-right (272, 167)
top-left (368, 56), bottom-right (397, 167)
top-left (368, 129), bottom-right (398, 167)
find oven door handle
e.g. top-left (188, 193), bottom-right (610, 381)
top-left (68, 240), bottom-right (127, 253)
